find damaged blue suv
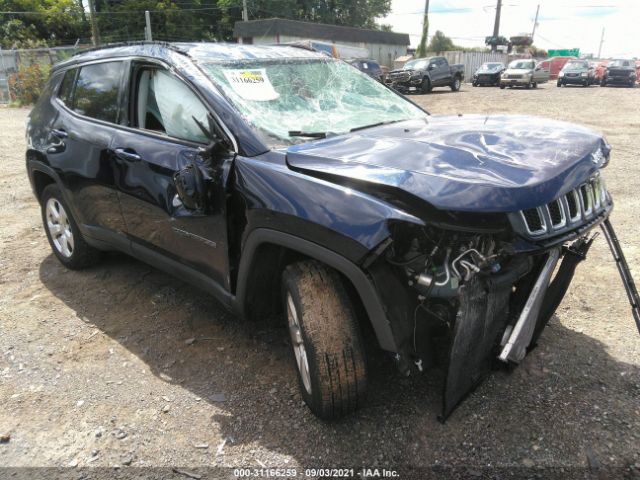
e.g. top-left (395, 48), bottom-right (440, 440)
top-left (26, 42), bottom-right (639, 420)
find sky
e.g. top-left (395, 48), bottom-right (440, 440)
top-left (378, 0), bottom-right (640, 58)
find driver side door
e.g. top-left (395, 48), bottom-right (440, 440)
top-left (110, 61), bottom-right (234, 291)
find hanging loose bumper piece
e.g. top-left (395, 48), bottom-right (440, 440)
top-left (601, 219), bottom-right (640, 335)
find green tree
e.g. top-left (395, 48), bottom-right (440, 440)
top-left (427, 30), bottom-right (456, 52)
top-left (0, 0), bottom-right (89, 47)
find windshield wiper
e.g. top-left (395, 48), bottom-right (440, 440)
top-left (350, 119), bottom-right (404, 132)
top-left (288, 130), bottom-right (328, 138)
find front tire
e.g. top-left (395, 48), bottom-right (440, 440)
top-left (41, 184), bottom-right (102, 270)
top-left (420, 77), bottom-right (432, 94)
top-left (282, 261), bottom-right (367, 419)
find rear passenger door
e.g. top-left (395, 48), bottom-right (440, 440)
top-left (49, 61), bottom-right (129, 244)
top-left (110, 61), bottom-right (233, 289)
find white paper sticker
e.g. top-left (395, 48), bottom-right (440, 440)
top-left (223, 69), bottom-right (280, 101)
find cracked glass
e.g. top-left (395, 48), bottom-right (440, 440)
top-left (202, 58), bottom-right (427, 147)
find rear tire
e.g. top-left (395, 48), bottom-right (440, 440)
top-left (41, 184), bottom-right (101, 270)
top-left (282, 260), bottom-right (367, 420)
top-left (499, 84), bottom-right (506, 89)
top-left (450, 76), bottom-right (461, 91)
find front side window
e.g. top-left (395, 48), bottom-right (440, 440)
top-left (134, 67), bottom-right (209, 144)
top-left (74, 61), bottom-right (123, 123)
top-left (202, 58), bottom-right (426, 147)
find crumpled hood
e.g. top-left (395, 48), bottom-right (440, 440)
top-left (285, 115), bottom-right (608, 212)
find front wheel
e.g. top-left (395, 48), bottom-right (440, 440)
top-left (450, 76), bottom-right (461, 91)
top-left (41, 184), bottom-right (102, 269)
top-left (282, 261), bottom-right (367, 419)
top-left (557, 81), bottom-right (563, 87)
top-left (420, 77), bottom-right (432, 94)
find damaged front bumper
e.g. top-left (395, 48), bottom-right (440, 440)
top-left (367, 169), bottom-right (640, 419)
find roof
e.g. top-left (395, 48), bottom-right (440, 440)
top-left (53, 41), bottom-right (325, 71)
top-left (233, 18), bottom-right (410, 46)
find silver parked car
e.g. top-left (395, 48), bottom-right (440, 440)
top-left (500, 59), bottom-right (550, 89)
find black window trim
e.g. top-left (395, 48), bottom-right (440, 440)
top-left (52, 55), bottom-right (238, 153)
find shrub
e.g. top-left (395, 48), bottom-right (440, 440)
top-left (8, 63), bottom-right (50, 106)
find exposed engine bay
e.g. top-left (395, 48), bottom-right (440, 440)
top-left (375, 216), bottom-right (638, 419)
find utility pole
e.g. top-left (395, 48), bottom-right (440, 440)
top-left (597, 27), bottom-right (605, 58)
top-left (87, 0), bottom-right (100, 46)
top-left (491, 0), bottom-right (502, 52)
top-left (242, 0), bottom-right (249, 22)
top-left (531, 4), bottom-right (540, 41)
top-left (416, 0), bottom-right (430, 57)
top-left (145, 10), bottom-right (153, 41)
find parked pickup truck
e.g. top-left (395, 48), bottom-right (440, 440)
top-left (387, 56), bottom-right (465, 94)
top-left (26, 42), bottom-right (640, 421)
top-left (601, 59), bottom-right (637, 87)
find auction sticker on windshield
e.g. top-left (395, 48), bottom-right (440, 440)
top-left (223, 69), bottom-right (279, 101)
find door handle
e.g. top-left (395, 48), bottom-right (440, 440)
top-left (114, 148), bottom-right (142, 162)
top-left (51, 128), bottom-right (68, 139)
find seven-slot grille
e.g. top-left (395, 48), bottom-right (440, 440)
top-left (518, 174), bottom-right (609, 237)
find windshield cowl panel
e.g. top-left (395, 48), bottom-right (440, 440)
top-left (202, 58), bottom-right (427, 148)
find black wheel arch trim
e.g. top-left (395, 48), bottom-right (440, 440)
top-left (235, 228), bottom-right (399, 353)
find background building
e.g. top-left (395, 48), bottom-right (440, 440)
top-left (233, 18), bottom-right (409, 68)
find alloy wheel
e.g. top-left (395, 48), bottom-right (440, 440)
top-left (45, 197), bottom-right (74, 258)
top-left (286, 293), bottom-right (312, 394)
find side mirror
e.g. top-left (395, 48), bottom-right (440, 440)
top-left (192, 113), bottom-right (232, 164)
top-left (428, 64), bottom-right (436, 70)
top-left (174, 162), bottom-right (205, 211)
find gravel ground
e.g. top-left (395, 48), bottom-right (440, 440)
top-left (0, 83), bottom-right (639, 479)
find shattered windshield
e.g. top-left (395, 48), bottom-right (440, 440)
top-left (203, 58), bottom-right (426, 147)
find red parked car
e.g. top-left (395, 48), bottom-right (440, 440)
top-left (592, 60), bottom-right (610, 82)
top-left (536, 56), bottom-right (576, 80)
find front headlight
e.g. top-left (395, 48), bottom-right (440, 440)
top-left (581, 72), bottom-right (588, 77)
top-left (558, 71), bottom-right (565, 77)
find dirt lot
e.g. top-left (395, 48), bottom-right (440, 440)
top-left (1, 83), bottom-right (639, 479)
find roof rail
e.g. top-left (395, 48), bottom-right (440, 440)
top-left (72, 40), bottom-right (189, 57)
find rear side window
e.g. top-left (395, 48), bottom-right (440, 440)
top-left (57, 69), bottom-right (76, 106)
top-left (74, 61), bottom-right (124, 123)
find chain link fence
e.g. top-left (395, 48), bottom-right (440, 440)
top-left (0, 46), bottom-right (78, 104)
